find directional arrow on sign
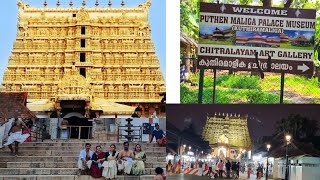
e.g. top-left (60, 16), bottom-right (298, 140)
top-left (220, 4), bottom-right (226, 13)
top-left (295, 9), bottom-right (301, 17)
top-left (297, 63), bottom-right (309, 72)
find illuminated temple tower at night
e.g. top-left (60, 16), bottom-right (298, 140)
top-left (1, 0), bottom-right (165, 118)
top-left (202, 113), bottom-right (252, 160)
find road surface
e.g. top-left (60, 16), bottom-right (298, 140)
top-left (166, 173), bottom-right (273, 180)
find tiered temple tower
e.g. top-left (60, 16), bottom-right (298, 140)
top-left (1, 0), bottom-right (165, 118)
top-left (202, 113), bottom-right (252, 160)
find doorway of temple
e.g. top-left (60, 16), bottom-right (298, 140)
top-left (60, 100), bottom-right (86, 118)
top-left (66, 117), bottom-right (92, 139)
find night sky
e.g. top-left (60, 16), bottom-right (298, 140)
top-left (167, 104), bottom-right (320, 140)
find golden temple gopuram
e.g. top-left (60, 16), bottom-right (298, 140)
top-left (202, 113), bottom-right (252, 160)
top-left (0, 0), bottom-right (165, 118)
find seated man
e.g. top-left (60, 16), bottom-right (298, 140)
top-left (150, 124), bottom-right (166, 146)
top-left (77, 143), bottom-right (94, 175)
top-left (118, 141), bottom-right (134, 175)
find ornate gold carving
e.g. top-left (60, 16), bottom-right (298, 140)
top-left (203, 114), bottom-right (252, 149)
top-left (2, 1), bottom-right (165, 113)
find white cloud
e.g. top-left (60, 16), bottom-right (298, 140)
top-left (303, 32), bottom-right (314, 40)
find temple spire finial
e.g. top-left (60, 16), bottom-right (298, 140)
top-left (82, 0), bottom-right (86, 6)
top-left (108, 0), bottom-right (112, 7)
top-left (56, 0), bottom-right (60, 7)
top-left (95, 0), bottom-right (99, 7)
top-left (69, 0), bottom-right (73, 7)
top-left (44, 0), bottom-right (47, 7)
top-left (121, 0), bottom-right (125, 7)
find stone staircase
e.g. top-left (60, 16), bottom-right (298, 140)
top-left (0, 141), bottom-right (166, 180)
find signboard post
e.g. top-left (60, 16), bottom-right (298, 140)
top-left (198, 2), bottom-right (316, 103)
top-left (198, 69), bottom-right (205, 103)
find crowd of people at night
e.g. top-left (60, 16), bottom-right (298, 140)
top-left (166, 158), bottom-right (266, 179)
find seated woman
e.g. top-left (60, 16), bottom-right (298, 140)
top-left (90, 145), bottom-right (106, 178)
top-left (99, 144), bottom-right (118, 180)
top-left (132, 144), bottom-right (146, 175)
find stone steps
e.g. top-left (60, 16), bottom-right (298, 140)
top-left (0, 175), bottom-right (155, 180)
top-left (0, 141), bottom-right (164, 177)
top-left (0, 150), bottom-right (165, 157)
top-left (0, 156), bottom-right (166, 163)
top-left (5, 162), bottom-right (166, 169)
top-left (0, 168), bottom-right (157, 175)
top-left (18, 142), bottom-right (159, 147)
top-left (0, 146), bottom-right (164, 151)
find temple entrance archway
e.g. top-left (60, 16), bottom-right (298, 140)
top-left (65, 116), bottom-right (92, 139)
top-left (63, 112), bottom-right (85, 119)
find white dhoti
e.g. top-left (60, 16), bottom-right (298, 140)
top-left (119, 158), bottom-right (133, 174)
top-left (124, 160), bottom-right (133, 174)
top-left (0, 125), bottom-right (5, 148)
top-left (77, 159), bottom-right (92, 170)
top-left (4, 131), bottom-right (30, 146)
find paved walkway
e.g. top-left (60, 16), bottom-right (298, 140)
top-left (166, 173), bottom-right (274, 180)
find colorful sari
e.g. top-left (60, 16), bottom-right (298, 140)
top-left (132, 151), bottom-right (146, 175)
top-left (102, 151), bottom-right (118, 179)
top-left (175, 162), bottom-right (181, 174)
top-left (156, 137), bottom-right (166, 146)
top-left (90, 151), bottom-right (106, 178)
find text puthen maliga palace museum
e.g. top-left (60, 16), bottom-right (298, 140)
top-left (0, 0), bottom-right (165, 119)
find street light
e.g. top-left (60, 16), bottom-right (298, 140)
top-left (189, 146), bottom-right (191, 150)
top-left (285, 135), bottom-right (291, 180)
top-left (266, 144), bottom-right (271, 180)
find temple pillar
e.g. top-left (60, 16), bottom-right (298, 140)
top-left (49, 118), bottom-right (59, 139)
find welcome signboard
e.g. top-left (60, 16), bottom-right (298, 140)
top-left (198, 3), bottom-right (316, 74)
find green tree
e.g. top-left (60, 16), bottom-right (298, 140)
top-left (180, 0), bottom-right (200, 39)
top-left (275, 114), bottom-right (319, 140)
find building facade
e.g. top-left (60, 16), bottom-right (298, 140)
top-left (202, 113), bottom-right (252, 160)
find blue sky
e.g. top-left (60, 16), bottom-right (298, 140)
top-left (0, 0), bottom-right (166, 83)
top-left (283, 30), bottom-right (315, 40)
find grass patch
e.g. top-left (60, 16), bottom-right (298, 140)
top-left (280, 43), bottom-right (314, 50)
top-left (181, 73), bottom-right (320, 104)
top-left (180, 84), bottom-right (283, 104)
top-left (216, 75), bottom-right (261, 90)
top-left (261, 75), bottom-right (320, 97)
top-left (199, 39), bottom-right (234, 45)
